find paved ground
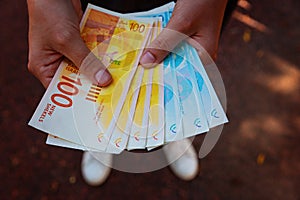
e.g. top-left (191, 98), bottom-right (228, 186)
top-left (0, 0), bottom-right (299, 199)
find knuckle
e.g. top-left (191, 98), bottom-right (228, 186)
top-left (27, 51), bottom-right (36, 73)
top-left (207, 45), bottom-right (218, 61)
top-left (27, 54), bottom-right (42, 78)
top-left (53, 29), bottom-right (75, 48)
top-left (27, 58), bottom-right (35, 74)
top-left (79, 54), bottom-right (98, 76)
top-left (152, 37), bottom-right (173, 52)
top-left (27, 61), bottom-right (33, 72)
top-left (172, 15), bottom-right (193, 33)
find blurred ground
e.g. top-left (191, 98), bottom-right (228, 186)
top-left (0, 0), bottom-right (299, 199)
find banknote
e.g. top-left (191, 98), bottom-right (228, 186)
top-left (173, 43), bottom-right (209, 138)
top-left (106, 19), bottom-right (164, 153)
top-left (46, 134), bottom-right (91, 151)
top-left (187, 46), bottom-right (228, 127)
top-left (145, 20), bottom-right (165, 148)
top-left (105, 66), bottom-right (144, 153)
top-left (130, 4), bottom-right (184, 144)
top-left (166, 5), bottom-right (228, 129)
top-left (30, 4), bottom-right (154, 151)
top-left (126, 66), bottom-right (153, 150)
top-left (126, 20), bottom-right (164, 150)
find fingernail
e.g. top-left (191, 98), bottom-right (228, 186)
top-left (95, 70), bottom-right (112, 87)
top-left (140, 52), bottom-right (156, 68)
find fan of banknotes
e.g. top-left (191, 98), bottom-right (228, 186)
top-left (29, 2), bottom-right (228, 154)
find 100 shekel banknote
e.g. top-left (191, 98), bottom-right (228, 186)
top-left (29, 4), bottom-right (154, 151)
top-left (126, 20), bottom-right (164, 150)
top-left (128, 3), bottom-right (183, 144)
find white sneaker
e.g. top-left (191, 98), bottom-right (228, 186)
top-left (81, 151), bottom-right (112, 186)
top-left (163, 138), bottom-right (199, 181)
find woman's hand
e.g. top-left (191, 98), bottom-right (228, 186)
top-left (139, 0), bottom-right (228, 67)
top-left (27, 0), bottom-right (112, 88)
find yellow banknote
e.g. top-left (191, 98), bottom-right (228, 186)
top-left (126, 20), bottom-right (162, 150)
top-left (126, 65), bottom-right (153, 150)
top-left (29, 4), bottom-right (154, 151)
top-left (106, 66), bottom-right (144, 153)
top-left (146, 20), bottom-right (165, 148)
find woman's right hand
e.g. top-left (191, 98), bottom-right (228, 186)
top-left (27, 0), bottom-right (112, 88)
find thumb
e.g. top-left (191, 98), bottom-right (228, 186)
top-left (139, 26), bottom-right (189, 68)
top-left (57, 31), bottom-right (112, 87)
top-left (139, 3), bottom-right (194, 69)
